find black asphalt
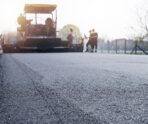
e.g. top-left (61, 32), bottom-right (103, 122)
top-left (1, 53), bottom-right (148, 124)
top-left (0, 54), bottom-right (106, 124)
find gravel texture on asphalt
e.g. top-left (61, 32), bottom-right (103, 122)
top-left (0, 54), bottom-right (104, 124)
top-left (0, 55), bottom-right (4, 112)
top-left (11, 53), bottom-right (148, 124)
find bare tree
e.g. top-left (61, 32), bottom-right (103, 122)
top-left (130, 3), bottom-right (148, 40)
top-left (137, 9), bottom-right (148, 37)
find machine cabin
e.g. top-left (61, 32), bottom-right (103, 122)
top-left (18, 4), bottom-right (57, 38)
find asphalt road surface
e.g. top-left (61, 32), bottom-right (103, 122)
top-left (0, 53), bottom-right (148, 124)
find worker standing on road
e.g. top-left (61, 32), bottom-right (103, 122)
top-left (86, 30), bottom-right (92, 52)
top-left (91, 29), bottom-right (98, 52)
top-left (67, 28), bottom-right (74, 47)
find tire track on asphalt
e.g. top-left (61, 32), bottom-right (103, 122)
top-left (11, 54), bottom-right (107, 124)
top-left (0, 55), bottom-right (62, 124)
top-left (11, 55), bottom-right (64, 124)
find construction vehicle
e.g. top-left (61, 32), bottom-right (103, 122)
top-left (3, 4), bottom-right (83, 53)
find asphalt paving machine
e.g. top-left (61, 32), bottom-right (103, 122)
top-left (3, 4), bottom-right (83, 53)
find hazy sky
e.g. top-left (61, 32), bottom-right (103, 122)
top-left (0, 0), bottom-right (147, 39)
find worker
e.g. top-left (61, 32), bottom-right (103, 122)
top-left (91, 29), bottom-right (98, 52)
top-left (45, 18), bottom-right (55, 36)
top-left (86, 30), bottom-right (93, 52)
top-left (67, 28), bottom-right (74, 46)
top-left (45, 18), bottom-right (53, 27)
top-left (17, 13), bottom-right (26, 31)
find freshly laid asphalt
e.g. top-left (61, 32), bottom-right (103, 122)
top-left (0, 53), bottom-right (148, 124)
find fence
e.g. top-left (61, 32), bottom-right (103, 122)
top-left (97, 39), bottom-right (148, 55)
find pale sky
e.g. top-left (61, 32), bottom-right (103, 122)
top-left (0, 0), bottom-right (147, 39)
